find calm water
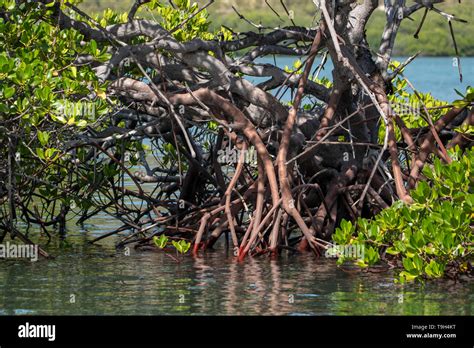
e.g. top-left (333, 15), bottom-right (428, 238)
top-left (256, 56), bottom-right (473, 102)
top-left (0, 220), bottom-right (472, 316)
top-left (0, 57), bottom-right (473, 316)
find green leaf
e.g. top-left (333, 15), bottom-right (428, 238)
top-left (90, 39), bottom-right (97, 54)
top-left (171, 240), bottom-right (182, 253)
top-left (172, 240), bottom-right (191, 254)
top-left (153, 235), bottom-right (169, 249)
top-left (355, 259), bottom-right (368, 268)
top-left (340, 219), bottom-right (353, 234)
top-left (3, 86), bottom-right (15, 99)
top-left (37, 130), bottom-right (50, 146)
top-left (453, 99), bottom-right (468, 108)
top-left (399, 271), bottom-right (418, 282)
top-left (208, 120), bottom-right (218, 131)
top-left (385, 247), bottom-right (400, 256)
top-left (454, 88), bottom-right (465, 99)
top-left (4, 0), bottom-right (15, 10)
top-left (402, 257), bottom-right (414, 272)
top-left (179, 240), bottom-right (191, 253)
top-left (45, 148), bottom-right (58, 160)
top-left (425, 260), bottom-right (444, 278)
top-left (76, 119), bottom-right (88, 128)
top-left (365, 246), bottom-right (380, 266)
top-left (36, 148), bottom-right (45, 160)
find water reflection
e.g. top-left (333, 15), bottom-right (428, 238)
top-left (0, 233), bottom-right (472, 315)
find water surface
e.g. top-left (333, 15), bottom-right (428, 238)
top-left (0, 231), bottom-right (472, 315)
top-left (255, 56), bottom-right (473, 102)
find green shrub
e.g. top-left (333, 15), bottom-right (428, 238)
top-left (333, 147), bottom-right (474, 283)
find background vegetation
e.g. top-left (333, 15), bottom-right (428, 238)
top-left (79, 0), bottom-right (474, 56)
